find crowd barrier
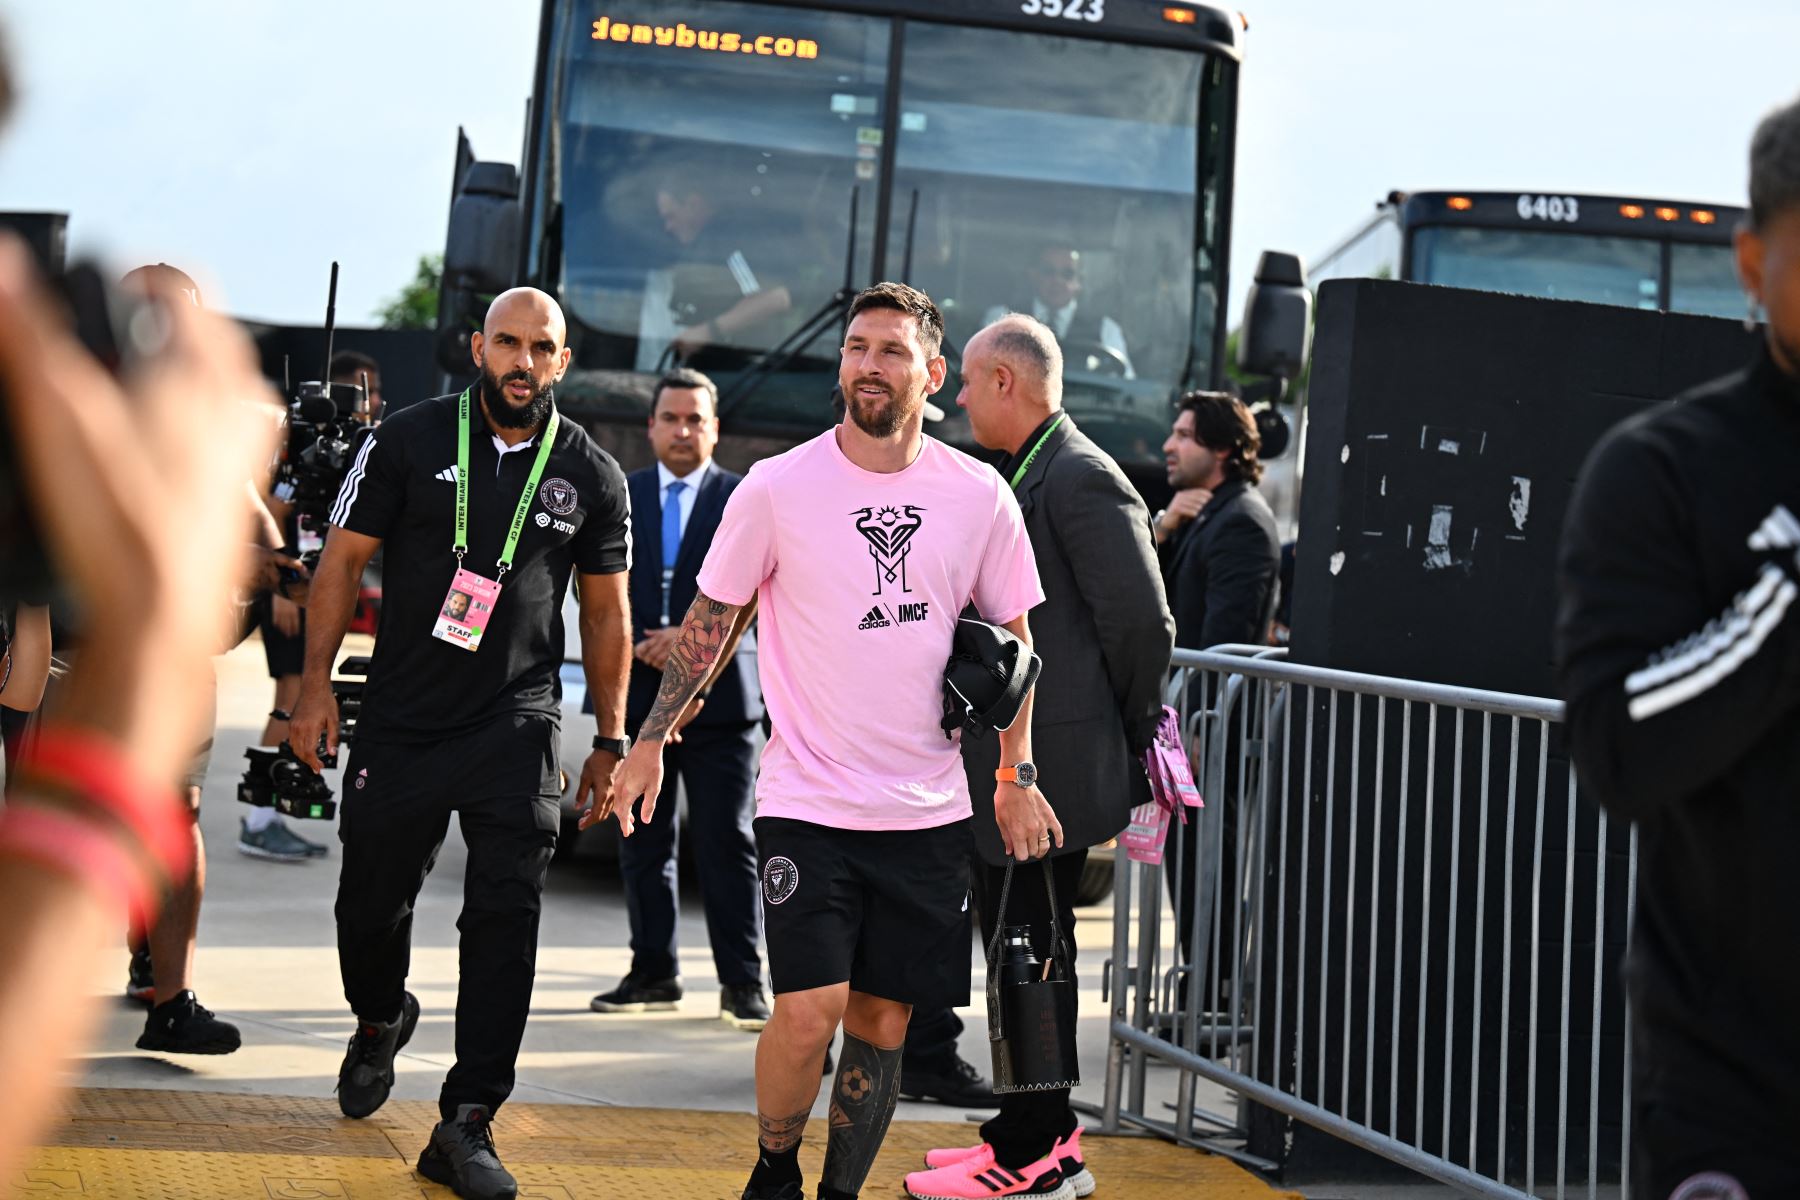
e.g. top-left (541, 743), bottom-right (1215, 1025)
top-left (1098, 646), bottom-right (1636, 1200)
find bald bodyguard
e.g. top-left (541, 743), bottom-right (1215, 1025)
top-left (290, 288), bottom-right (634, 1200)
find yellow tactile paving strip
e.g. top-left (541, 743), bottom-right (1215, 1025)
top-left (9, 1088), bottom-right (1296, 1199)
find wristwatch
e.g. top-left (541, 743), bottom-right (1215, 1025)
top-left (996, 761), bottom-right (1038, 788)
top-left (592, 735), bottom-right (632, 757)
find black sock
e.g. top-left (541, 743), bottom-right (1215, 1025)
top-left (750, 1141), bottom-right (801, 1187)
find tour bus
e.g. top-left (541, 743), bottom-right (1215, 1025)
top-left (1311, 190), bottom-right (1745, 318)
top-left (437, 0), bottom-right (1312, 867)
top-left (434, 0), bottom-right (1306, 490)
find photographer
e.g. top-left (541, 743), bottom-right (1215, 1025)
top-left (288, 287), bottom-right (632, 1200)
top-left (0, 238), bottom-right (280, 1178)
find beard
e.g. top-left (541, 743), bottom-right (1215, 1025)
top-left (479, 363), bottom-right (554, 430)
top-left (844, 377), bottom-right (918, 439)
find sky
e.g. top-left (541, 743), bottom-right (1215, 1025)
top-left (0, 1), bottom-right (1794, 328)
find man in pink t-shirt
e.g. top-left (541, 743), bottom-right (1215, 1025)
top-left (598, 283), bottom-right (1057, 1200)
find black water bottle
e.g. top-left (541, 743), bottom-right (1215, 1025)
top-left (999, 926), bottom-right (1045, 986)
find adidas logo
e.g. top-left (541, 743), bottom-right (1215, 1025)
top-left (435, 466), bottom-right (459, 483)
top-left (1748, 504), bottom-right (1800, 552)
top-left (857, 605), bottom-right (891, 630)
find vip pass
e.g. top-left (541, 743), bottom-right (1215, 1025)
top-left (433, 388), bottom-right (560, 654)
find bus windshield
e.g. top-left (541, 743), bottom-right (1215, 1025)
top-left (539, 0), bottom-right (1220, 467)
top-left (1409, 225), bottom-right (1741, 318)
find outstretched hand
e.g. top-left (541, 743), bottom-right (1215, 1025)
top-left (580, 739), bottom-right (665, 835)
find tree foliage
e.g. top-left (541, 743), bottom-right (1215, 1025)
top-left (377, 254), bottom-right (441, 329)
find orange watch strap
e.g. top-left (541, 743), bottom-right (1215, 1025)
top-left (995, 767), bottom-right (1019, 782)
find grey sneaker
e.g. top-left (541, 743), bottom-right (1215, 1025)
top-left (238, 816), bottom-right (314, 862)
top-left (337, 991), bottom-right (420, 1118)
top-left (285, 818), bottom-right (331, 858)
top-left (417, 1104), bottom-right (518, 1200)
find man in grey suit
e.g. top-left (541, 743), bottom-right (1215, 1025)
top-left (901, 314), bottom-right (1174, 1198)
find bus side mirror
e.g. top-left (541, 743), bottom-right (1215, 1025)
top-left (1238, 250), bottom-right (1312, 380)
top-left (435, 160), bottom-right (523, 375)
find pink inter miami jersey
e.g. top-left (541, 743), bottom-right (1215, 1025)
top-left (696, 427), bottom-right (1044, 831)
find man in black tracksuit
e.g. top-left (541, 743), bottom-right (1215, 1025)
top-left (291, 288), bottom-right (633, 1200)
top-left (1556, 94), bottom-right (1800, 1200)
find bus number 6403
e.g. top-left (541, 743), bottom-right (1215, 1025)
top-left (1021, 0), bottom-right (1107, 21)
top-left (1516, 194), bottom-right (1580, 223)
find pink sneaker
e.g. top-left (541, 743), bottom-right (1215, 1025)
top-left (1053, 1128), bottom-right (1095, 1198)
top-left (922, 1141), bottom-right (995, 1171)
top-left (904, 1148), bottom-right (1072, 1200)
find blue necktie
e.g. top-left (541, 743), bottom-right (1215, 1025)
top-left (662, 480), bottom-right (687, 569)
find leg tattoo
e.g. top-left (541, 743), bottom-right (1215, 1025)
top-left (820, 1032), bottom-right (904, 1197)
top-left (758, 1106), bottom-right (811, 1154)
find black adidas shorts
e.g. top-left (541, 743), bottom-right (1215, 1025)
top-left (756, 815), bottom-right (973, 1008)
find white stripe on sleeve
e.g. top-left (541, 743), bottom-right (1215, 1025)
top-left (328, 434), bottom-right (379, 527)
top-left (726, 250), bottom-right (761, 296)
top-left (1626, 565), bottom-right (1798, 721)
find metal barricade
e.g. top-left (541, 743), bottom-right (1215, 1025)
top-left (1101, 647), bottom-right (1635, 1200)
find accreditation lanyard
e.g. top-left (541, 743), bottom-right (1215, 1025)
top-left (453, 387), bottom-right (560, 579)
top-left (1008, 413), bottom-right (1066, 491)
top-left (433, 389), bottom-right (559, 654)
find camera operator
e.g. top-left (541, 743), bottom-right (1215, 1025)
top-left (288, 287), bottom-right (632, 1200)
top-left (240, 349), bottom-right (383, 862)
top-left (0, 237), bottom-right (280, 1178)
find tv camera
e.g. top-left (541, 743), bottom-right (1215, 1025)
top-left (236, 655), bottom-right (370, 821)
top-left (274, 262), bottom-right (380, 572)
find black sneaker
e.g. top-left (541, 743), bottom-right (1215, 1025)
top-left (125, 944), bottom-right (155, 1007)
top-left (900, 1053), bottom-right (998, 1108)
top-left (135, 990), bottom-right (241, 1055)
top-left (417, 1104), bottom-right (518, 1200)
top-left (740, 1181), bottom-right (805, 1200)
top-left (721, 982), bottom-right (771, 1031)
top-left (337, 991), bottom-right (420, 1118)
top-left (589, 975), bottom-right (681, 1013)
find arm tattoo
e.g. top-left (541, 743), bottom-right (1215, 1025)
top-left (639, 589), bottom-right (736, 741)
top-left (758, 1106), bottom-right (811, 1153)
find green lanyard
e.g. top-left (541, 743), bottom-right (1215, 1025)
top-left (455, 387), bottom-right (560, 578)
top-left (1008, 413), bottom-right (1067, 491)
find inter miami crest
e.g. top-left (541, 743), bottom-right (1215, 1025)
top-left (850, 505), bottom-right (925, 596)
top-left (539, 477), bottom-right (579, 516)
top-left (763, 856), bottom-right (799, 906)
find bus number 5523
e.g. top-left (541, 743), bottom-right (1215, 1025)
top-left (1021, 0), bottom-right (1107, 21)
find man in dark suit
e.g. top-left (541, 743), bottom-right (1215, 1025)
top-left (1154, 390), bottom-right (1281, 983)
top-left (589, 368), bottom-right (770, 1030)
top-left (1154, 390), bottom-right (1281, 652)
top-left (902, 314), bottom-right (1173, 1199)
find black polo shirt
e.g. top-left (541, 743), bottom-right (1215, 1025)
top-left (328, 392), bottom-right (630, 744)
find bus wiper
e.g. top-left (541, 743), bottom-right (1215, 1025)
top-left (718, 186), bottom-right (862, 421)
top-left (899, 187), bottom-right (920, 283)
